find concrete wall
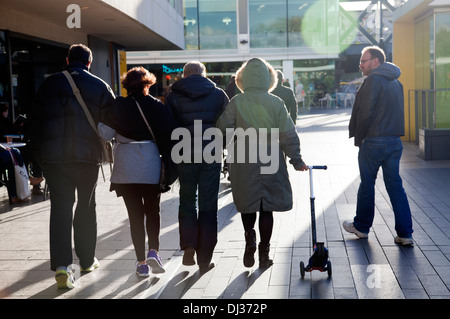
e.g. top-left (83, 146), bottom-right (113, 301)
top-left (0, 6), bottom-right (87, 46)
top-left (102, 0), bottom-right (185, 49)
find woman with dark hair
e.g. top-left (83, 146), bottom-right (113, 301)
top-left (99, 66), bottom-right (178, 277)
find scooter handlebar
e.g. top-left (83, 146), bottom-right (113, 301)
top-left (309, 165), bottom-right (327, 170)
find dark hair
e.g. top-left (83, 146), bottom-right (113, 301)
top-left (67, 44), bottom-right (92, 65)
top-left (121, 66), bottom-right (156, 96)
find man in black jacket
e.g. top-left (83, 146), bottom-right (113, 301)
top-left (26, 44), bottom-right (115, 288)
top-left (166, 61), bottom-right (228, 272)
top-left (343, 46), bottom-right (413, 246)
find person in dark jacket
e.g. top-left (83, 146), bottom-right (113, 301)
top-left (225, 74), bottom-right (238, 100)
top-left (344, 46), bottom-right (413, 246)
top-left (25, 44), bottom-right (115, 288)
top-left (272, 70), bottom-right (298, 124)
top-left (166, 61), bottom-right (229, 272)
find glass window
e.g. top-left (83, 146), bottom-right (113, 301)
top-left (435, 12), bottom-right (450, 128)
top-left (293, 0), bottom-right (327, 50)
top-left (184, 0), bottom-right (238, 50)
top-left (198, 0), bottom-right (237, 50)
top-left (249, 0), bottom-right (287, 48)
top-left (184, 0), bottom-right (199, 50)
top-left (414, 15), bottom-right (433, 90)
top-left (287, 0), bottom-right (309, 47)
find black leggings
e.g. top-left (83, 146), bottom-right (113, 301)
top-left (120, 184), bottom-right (161, 262)
top-left (241, 209), bottom-right (273, 245)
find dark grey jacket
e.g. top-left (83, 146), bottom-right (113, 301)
top-left (26, 62), bottom-right (115, 165)
top-left (166, 74), bottom-right (229, 159)
top-left (216, 58), bottom-right (305, 213)
top-left (349, 62), bottom-right (405, 147)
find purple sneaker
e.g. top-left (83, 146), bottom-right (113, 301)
top-left (146, 250), bottom-right (165, 274)
top-left (136, 262), bottom-right (150, 277)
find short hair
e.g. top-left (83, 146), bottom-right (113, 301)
top-left (276, 70), bottom-right (284, 83)
top-left (362, 46), bottom-right (386, 64)
top-left (67, 44), bottom-right (93, 65)
top-left (183, 61), bottom-right (206, 77)
top-left (121, 66), bottom-right (156, 96)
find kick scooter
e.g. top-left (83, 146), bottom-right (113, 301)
top-left (300, 165), bottom-right (332, 278)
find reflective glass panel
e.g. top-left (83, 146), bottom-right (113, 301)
top-left (287, 0), bottom-right (313, 47)
top-left (435, 12), bottom-right (450, 128)
top-left (249, 0), bottom-right (288, 48)
top-left (184, 0), bottom-right (199, 50)
top-left (198, 0), bottom-right (237, 49)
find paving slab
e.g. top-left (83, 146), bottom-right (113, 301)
top-left (0, 108), bottom-right (448, 305)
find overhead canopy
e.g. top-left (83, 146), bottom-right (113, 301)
top-left (0, 0), bottom-right (184, 50)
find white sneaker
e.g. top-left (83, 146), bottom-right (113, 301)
top-left (343, 221), bottom-right (368, 238)
top-left (81, 257), bottom-right (100, 272)
top-left (394, 236), bottom-right (414, 246)
top-left (55, 266), bottom-right (75, 289)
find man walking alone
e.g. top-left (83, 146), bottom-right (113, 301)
top-left (343, 46), bottom-right (414, 245)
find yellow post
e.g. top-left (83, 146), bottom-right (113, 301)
top-left (393, 21), bottom-right (416, 142)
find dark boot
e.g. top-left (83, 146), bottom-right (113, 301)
top-left (258, 243), bottom-right (273, 268)
top-left (243, 229), bottom-right (257, 267)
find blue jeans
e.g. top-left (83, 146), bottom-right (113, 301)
top-left (178, 161), bottom-right (221, 264)
top-left (354, 136), bottom-right (413, 238)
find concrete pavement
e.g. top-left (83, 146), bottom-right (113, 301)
top-left (0, 108), bottom-right (449, 301)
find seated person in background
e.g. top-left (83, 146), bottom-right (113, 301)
top-left (0, 102), bottom-right (44, 195)
top-left (20, 144), bottom-right (44, 195)
top-left (0, 144), bottom-right (30, 204)
top-left (0, 102), bottom-right (20, 142)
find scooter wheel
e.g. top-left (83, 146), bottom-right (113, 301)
top-left (300, 261), bottom-right (305, 278)
top-left (327, 261), bottom-right (332, 277)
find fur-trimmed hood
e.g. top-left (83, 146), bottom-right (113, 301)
top-left (235, 57), bottom-right (278, 93)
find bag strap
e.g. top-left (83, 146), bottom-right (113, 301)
top-left (62, 70), bottom-right (107, 179)
top-left (133, 98), bottom-right (157, 144)
top-left (62, 70), bottom-right (100, 138)
top-left (7, 149), bottom-right (18, 166)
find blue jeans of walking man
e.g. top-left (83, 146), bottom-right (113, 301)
top-left (354, 136), bottom-right (413, 238)
top-left (178, 161), bottom-right (221, 266)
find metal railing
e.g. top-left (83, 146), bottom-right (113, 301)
top-left (407, 88), bottom-right (450, 143)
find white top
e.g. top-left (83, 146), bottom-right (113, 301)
top-left (98, 122), bottom-right (161, 184)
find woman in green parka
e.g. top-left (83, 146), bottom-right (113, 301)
top-left (216, 58), bottom-right (308, 268)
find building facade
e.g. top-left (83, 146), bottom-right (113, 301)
top-left (393, 0), bottom-right (450, 159)
top-left (128, 0), bottom-right (406, 105)
top-left (0, 0), bottom-right (184, 120)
